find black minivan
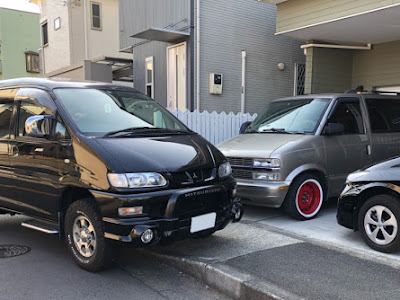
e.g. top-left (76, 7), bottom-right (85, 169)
top-left (0, 78), bottom-right (242, 271)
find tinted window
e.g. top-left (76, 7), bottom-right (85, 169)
top-left (91, 2), bottom-right (101, 29)
top-left (0, 89), bottom-right (16, 138)
top-left (366, 98), bottom-right (400, 133)
top-left (328, 99), bottom-right (364, 134)
top-left (16, 89), bottom-right (56, 137)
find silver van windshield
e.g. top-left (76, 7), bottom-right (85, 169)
top-left (247, 98), bottom-right (331, 134)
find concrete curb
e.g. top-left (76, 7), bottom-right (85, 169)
top-left (139, 249), bottom-right (303, 300)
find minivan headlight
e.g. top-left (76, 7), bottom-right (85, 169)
top-left (108, 173), bottom-right (167, 188)
top-left (253, 158), bottom-right (280, 168)
top-left (218, 162), bottom-right (232, 178)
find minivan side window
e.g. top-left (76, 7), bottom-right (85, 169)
top-left (0, 89), bottom-right (16, 138)
top-left (15, 88), bottom-right (56, 137)
top-left (366, 98), bottom-right (400, 133)
top-left (328, 99), bottom-right (365, 134)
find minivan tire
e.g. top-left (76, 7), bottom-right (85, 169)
top-left (284, 173), bottom-right (325, 220)
top-left (358, 194), bottom-right (400, 253)
top-left (65, 199), bottom-right (114, 272)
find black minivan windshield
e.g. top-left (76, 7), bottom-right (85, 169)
top-left (54, 88), bottom-right (190, 137)
top-left (246, 98), bottom-right (331, 134)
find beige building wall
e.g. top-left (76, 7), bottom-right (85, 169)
top-left (41, 0), bottom-right (130, 79)
top-left (276, 0), bottom-right (400, 33)
top-left (352, 40), bottom-right (400, 90)
top-left (85, 0), bottom-right (130, 60)
top-left (41, 0), bottom-right (71, 74)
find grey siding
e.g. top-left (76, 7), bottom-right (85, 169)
top-left (305, 47), bottom-right (353, 94)
top-left (119, 0), bottom-right (190, 50)
top-left (132, 41), bottom-right (169, 107)
top-left (197, 0), bottom-right (305, 113)
top-left (352, 40), bottom-right (400, 90)
top-left (119, 0), bottom-right (191, 107)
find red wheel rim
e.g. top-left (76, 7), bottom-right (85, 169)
top-left (296, 180), bottom-right (321, 216)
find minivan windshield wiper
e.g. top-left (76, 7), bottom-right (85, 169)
top-left (260, 128), bottom-right (298, 134)
top-left (104, 127), bottom-right (188, 138)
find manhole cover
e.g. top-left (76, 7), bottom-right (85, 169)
top-left (0, 245), bottom-right (31, 258)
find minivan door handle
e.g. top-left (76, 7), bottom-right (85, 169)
top-left (366, 144), bottom-right (371, 156)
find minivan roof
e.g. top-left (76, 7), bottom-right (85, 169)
top-left (0, 77), bottom-right (135, 91)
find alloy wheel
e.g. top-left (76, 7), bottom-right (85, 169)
top-left (364, 205), bottom-right (398, 246)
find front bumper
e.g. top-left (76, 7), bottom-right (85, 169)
top-left (236, 179), bottom-right (290, 208)
top-left (337, 184), bottom-right (364, 230)
top-left (90, 180), bottom-right (241, 245)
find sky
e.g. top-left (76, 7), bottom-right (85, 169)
top-left (0, 0), bottom-right (40, 13)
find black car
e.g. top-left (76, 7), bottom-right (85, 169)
top-left (0, 78), bottom-right (242, 271)
top-left (337, 156), bottom-right (400, 253)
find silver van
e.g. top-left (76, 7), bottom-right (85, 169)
top-left (218, 92), bottom-right (400, 220)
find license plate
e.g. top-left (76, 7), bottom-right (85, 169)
top-left (190, 212), bottom-right (216, 233)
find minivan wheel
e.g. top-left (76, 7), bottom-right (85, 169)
top-left (284, 174), bottom-right (324, 220)
top-left (358, 194), bottom-right (400, 253)
top-left (65, 199), bottom-right (114, 272)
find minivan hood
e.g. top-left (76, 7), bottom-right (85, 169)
top-left (218, 133), bottom-right (304, 158)
top-left (94, 134), bottom-right (217, 173)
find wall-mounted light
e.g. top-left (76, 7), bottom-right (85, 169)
top-left (277, 63), bottom-right (285, 71)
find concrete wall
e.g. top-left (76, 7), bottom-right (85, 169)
top-left (197, 0), bottom-right (305, 113)
top-left (276, 0), bottom-right (400, 33)
top-left (0, 9), bottom-right (41, 79)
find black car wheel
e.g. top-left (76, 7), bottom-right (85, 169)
top-left (65, 199), bottom-right (115, 272)
top-left (284, 173), bottom-right (325, 220)
top-left (359, 194), bottom-right (400, 253)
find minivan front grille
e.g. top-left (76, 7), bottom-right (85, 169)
top-left (232, 168), bottom-right (253, 180)
top-left (227, 157), bottom-right (253, 167)
top-left (169, 168), bottom-right (216, 188)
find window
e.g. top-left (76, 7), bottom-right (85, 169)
top-left (146, 56), bottom-right (154, 99)
top-left (25, 52), bottom-right (40, 73)
top-left (54, 17), bottom-right (61, 30)
top-left (0, 89), bottom-right (16, 139)
top-left (366, 98), bottom-right (400, 133)
top-left (41, 22), bottom-right (48, 46)
top-left (328, 99), bottom-right (364, 134)
top-left (15, 88), bottom-right (56, 137)
top-left (91, 2), bottom-right (101, 30)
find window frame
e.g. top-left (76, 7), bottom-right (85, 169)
top-left (326, 97), bottom-right (366, 135)
top-left (41, 21), bottom-right (49, 46)
top-left (90, 2), bottom-right (102, 31)
top-left (25, 51), bottom-right (40, 73)
top-left (145, 56), bottom-right (154, 99)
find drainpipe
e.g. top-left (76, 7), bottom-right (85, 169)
top-left (83, 0), bottom-right (89, 60)
top-left (241, 50), bottom-right (246, 113)
top-left (196, 0), bottom-right (200, 111)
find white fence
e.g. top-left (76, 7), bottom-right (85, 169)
top-left (169, 109), bottom-right (258, 145)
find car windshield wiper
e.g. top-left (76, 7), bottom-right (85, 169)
top-left (104, 127), bottom-right (188, 137)
top-left (260, 128), bottom-right (298, 134)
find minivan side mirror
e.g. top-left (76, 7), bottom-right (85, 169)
top-left (25, 115), bottom-right (55, 138)
top-left (239, 121), bottom-right (252, 134)
top-left (323, 122), bottom-right (345, 135)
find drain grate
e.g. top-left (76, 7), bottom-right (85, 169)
top-left (0, 245), bottom-right (31, 258)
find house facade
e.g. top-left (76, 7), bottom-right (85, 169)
top-left (0, 8), bottom-right (41, 80)
top-left (38, 0), bottom-right (132, 83)
top-left (261, 0), bottom-right (400, 93)
top-left (119, 0), bottom-right (305, 113)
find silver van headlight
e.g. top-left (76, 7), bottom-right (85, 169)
top-left (219, 162), bottom-right (232, 178)
top-left (253, 158), bottom-right (280, 168)
top-left (108, 173), bottom-right (167, 188)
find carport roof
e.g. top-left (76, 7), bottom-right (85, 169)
top-left (275, 4), bottom-right (400, 45)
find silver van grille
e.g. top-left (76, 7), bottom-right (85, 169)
top-left (227, 157), bottom-right (253, 167)
top-left (232, 169), bottom-right (252, 180)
